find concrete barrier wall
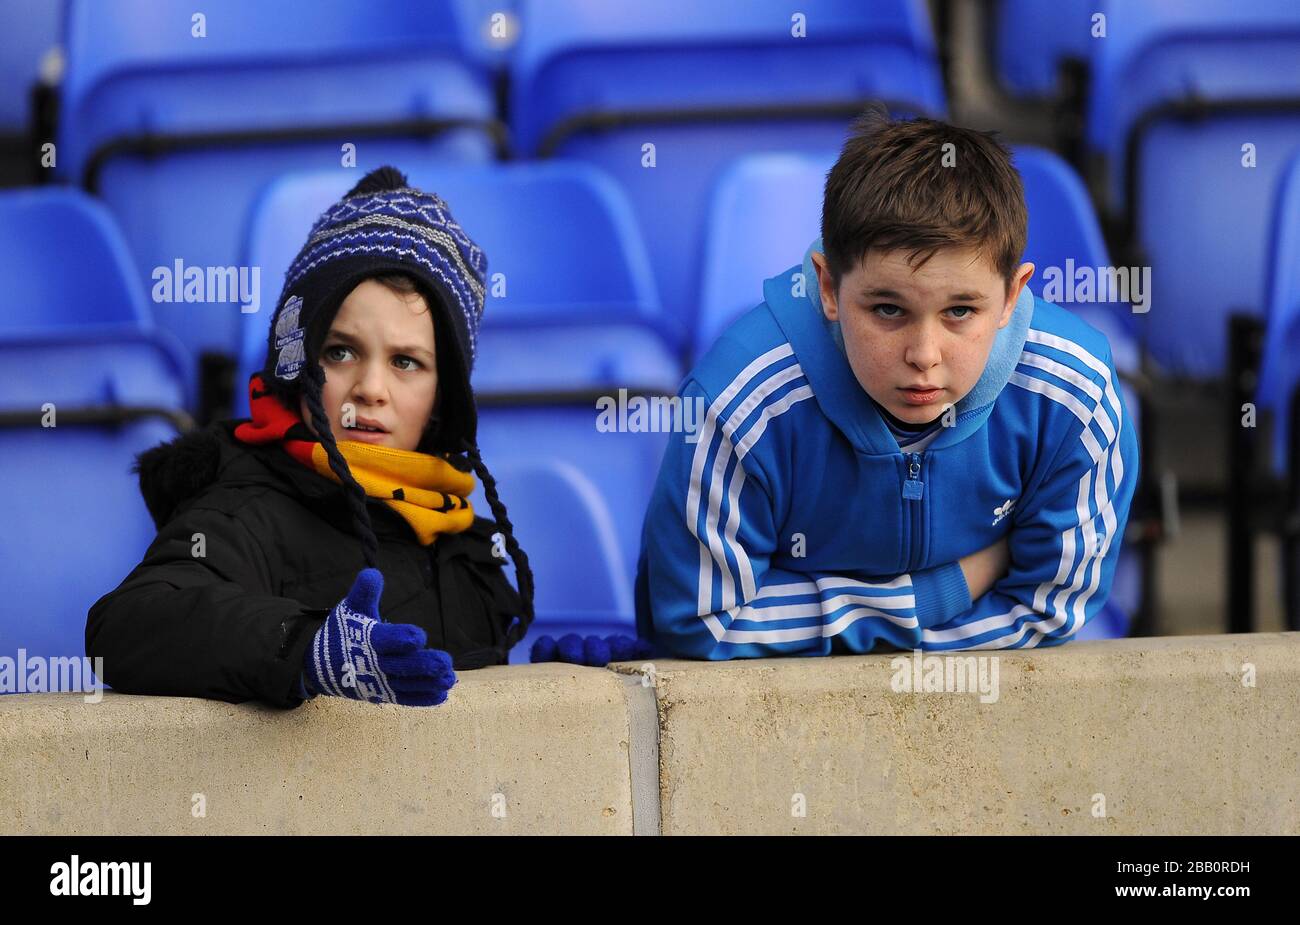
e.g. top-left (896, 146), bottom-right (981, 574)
top-left (0, 664), bottom-right (638, 835)
top-left (3, 634), bottom-right (1298, 835)
top-left (624, 633), bottom-right (1300, 835)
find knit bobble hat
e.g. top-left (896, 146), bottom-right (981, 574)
top-left (254, 166), bottom-right (534, 661)
top-left (261, 165), bottom-right (486, 451)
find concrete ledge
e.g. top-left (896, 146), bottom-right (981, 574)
top-left (3, 634), bottom-right (1298, 834)
top-left (0, 663), bottom-right (634, 835)
top-left (617, 633), bottom-right (1300, 835)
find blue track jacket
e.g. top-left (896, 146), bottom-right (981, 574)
top-left (635, 242), bottom-right (1139, 658)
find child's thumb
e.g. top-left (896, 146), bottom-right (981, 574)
top-left (343, 567), bottom-right (384, 616)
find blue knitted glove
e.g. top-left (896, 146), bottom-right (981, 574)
top-left (530, 633), bottom-right (652, 666)
top-left (299, 568), bottom-right (456, 707)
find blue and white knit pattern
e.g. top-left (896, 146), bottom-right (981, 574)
top-left (286, 188), bottom-right (487, 365)
top-left (302, 568), bottom-right (457, 707)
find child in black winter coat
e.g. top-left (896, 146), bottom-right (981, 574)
top-left (87, 167), bottom-right (535, 709)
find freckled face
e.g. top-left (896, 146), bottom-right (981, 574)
top-left (813, 246), bottom-right (1032, 424)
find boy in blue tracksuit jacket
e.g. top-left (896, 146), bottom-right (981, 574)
top-left (635, 112), bottom-right (1139, 659)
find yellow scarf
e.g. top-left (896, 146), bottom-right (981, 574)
top-left (305, 439), bottom-right (475, 544)
top-left (232, 375), bottom-right (475, 545)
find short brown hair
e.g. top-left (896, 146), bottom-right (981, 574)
top-left (371, 271), bottom-right (423, 299)
top-left (821, 108), bottom-right (1027, 291)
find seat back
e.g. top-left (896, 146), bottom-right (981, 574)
top-left (476, 405), bottom-right (670, 592)
top-left (510, 0), bottom-right (946, 348)
top-left (238, 161), bottom-right (680, 409)
top-left (1257, 151), bottom-right (1300, 474)
top-left (0, 336), bottom-right (184, 678)
top-left (697, 151), bottom-right (830, 358)
top-left (1015, 146), bottom-right (1139, 373)
top-left (993, 0), bottom-right (1096, 98)
top-left (469, 459), bottom-right (635, 661)
top-left (59, 0), bottom-right (496, 393)
top-left (1085, 0), bottom-right (1300, 376)
top-left (0, 188), bottom-right (153, 332)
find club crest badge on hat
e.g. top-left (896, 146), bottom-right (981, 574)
top-left (274, 294), bottom-right (306, 380)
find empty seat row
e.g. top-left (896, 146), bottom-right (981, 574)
top-left (38, 0), bottom-right (943, 407)
top-left (235, 162), bottom-right (680, 408)
top-left (508, 0), bottom-right (945, 345)
top-left (1002, 0), bottom-right (1300, 379)
top-left (1094, 0), bottom-right (1300, 379)
top-left (15, 0), bottom-right (1300, 392)
top-left (53, 0), bottom-right (502, 403)
top-left (0, 190), bottom-right (188, 678)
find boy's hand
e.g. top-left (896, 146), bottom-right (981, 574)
top-left (530, 633), bottom-right (653, 666)
top-left (300, 568), bottom-right (457, 707)
top-left (957, 536), bottom-right (1011, 600)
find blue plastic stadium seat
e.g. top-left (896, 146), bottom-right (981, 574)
top-left (696, 146), bottom-right (1144, 636)
top-left (1256, 151), bottom-right (1300, 476)
top-left (468, 460), bottom-right (636, 663)
top-left (0, 334), bottom-right (185, 682)
top-left (1, 188), bottom-right (151, 332)
top-left (0, 187), bottom-right (188, 367)
top-left (993, 0), bottom-right (1097, 99)
top-left (237, 161), bottom-right (681, 410)
top-left (0, 191), bottom-right (188, 687)
top-left (510, 0), bottom-right (946, 350)
top-left (696, 152), bottom-right (830, 359)
top-left (57, 0), bottom-right (498, 401)
top-left (0, 0), bottom-right (61, 133)
top-left (1015, 146), bottom-right (1140, 374)
top-left (698, 146), bottom-right (1140, 372)
top-left (476, 406), bottom-right (670, 601)
top-left (1085, 0), bottom-right (1300, 378)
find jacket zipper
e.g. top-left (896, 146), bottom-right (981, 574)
top-left (892, 403), bottom-right (986, 572)
top-left (902, 451), bottom-right (925, 570)
top-left (896, 404), bottom-right (987, 569)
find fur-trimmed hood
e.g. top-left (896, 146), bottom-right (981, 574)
top-left (133, 421), bottom-right (341, 531)
top-left (133, 426), bottom-right (226, 529)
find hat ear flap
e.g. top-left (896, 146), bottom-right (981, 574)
top-left (417, 281), bottom-right (477, 452)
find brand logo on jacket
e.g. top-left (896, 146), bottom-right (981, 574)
top-left (992, 498), bottom-right (1016, 526)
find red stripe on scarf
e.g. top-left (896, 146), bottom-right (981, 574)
top-left (233, 374), bottom-right (318, 467)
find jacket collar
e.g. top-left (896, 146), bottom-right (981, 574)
top-left (136, 420), bottom-right (411, 540)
